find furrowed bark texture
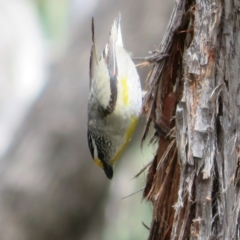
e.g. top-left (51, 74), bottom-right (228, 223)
top-left (142, 0), bottom-right (240, 239)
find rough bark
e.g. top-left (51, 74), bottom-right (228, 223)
top-left (142, 0), bottom-right (240, 239)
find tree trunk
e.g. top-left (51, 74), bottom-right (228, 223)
top-left (143, 0), bottom-right (240, 239)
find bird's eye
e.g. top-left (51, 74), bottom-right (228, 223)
top-left (98, 150), bottom-right (105, 161)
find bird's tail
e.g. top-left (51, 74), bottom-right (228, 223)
top-left (109, 13), bottom-right (123, 47)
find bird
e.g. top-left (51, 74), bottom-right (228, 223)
top-left (87, 13), bottom-right (142, 179)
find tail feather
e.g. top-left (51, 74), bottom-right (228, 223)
top-left (89, 17), bottom-right (98, 87)
top-left (115, 13), bottom-right (123, 47)
top-left (109, 13), bottom-right (123, 47)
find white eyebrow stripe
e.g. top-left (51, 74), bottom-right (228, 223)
top-left (91, 136), bottom-right (98, 159)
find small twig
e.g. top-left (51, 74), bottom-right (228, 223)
top-left (142, 221), bottom-right (150, 230)
top-left (132, 160), bottom-right (153, 179)
top-left (132, 54), bottom-right (169, 63)
top-left (121, 187), bottom-right (144, 200)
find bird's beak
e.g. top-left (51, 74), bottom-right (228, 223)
top-left (104, 163), bottom-right (113, 179)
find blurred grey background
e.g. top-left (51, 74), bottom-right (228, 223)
top-left (0, 0), bottom-right (173, 239)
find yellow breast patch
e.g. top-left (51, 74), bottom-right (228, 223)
top-left (110, 116), bottom-right (138, 166)
top-left (120, 77), bottom-right (129, 106)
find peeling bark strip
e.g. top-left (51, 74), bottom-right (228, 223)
top-left (142, 0), bottom-right (240, 239)
top-left (141, 0), bottom-right (193, 239)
